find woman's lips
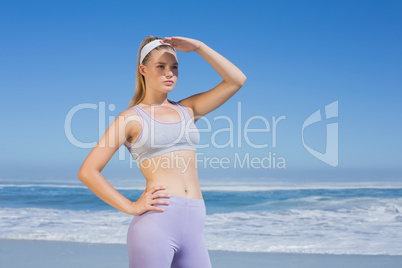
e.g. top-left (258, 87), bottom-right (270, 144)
top-left (164, 81), bottom-right (174, 85)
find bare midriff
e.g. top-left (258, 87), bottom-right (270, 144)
top-left (138, 150), bottom-right (203, 200)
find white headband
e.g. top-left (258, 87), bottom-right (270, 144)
top-left (140, 39), bottom-right (174, 64)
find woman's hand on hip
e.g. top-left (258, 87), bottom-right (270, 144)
top-left (163, 36), bottom-right (202, 53)
top-left (128, 186), bottom-right (170, 216)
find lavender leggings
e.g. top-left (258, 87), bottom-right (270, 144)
top-left (127, 195), bottom-right (212, 268)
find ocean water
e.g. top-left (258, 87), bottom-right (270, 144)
top-left (1, 179), bottom-right (402, 255)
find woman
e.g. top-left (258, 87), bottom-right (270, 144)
top-left (78, 35), bottom-right (246, 268)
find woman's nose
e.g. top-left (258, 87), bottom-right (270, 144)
top-left (165, 68), bottom-right (173, 77)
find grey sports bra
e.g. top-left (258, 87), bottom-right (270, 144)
top-left (124, 99), bottom-right (200, 164)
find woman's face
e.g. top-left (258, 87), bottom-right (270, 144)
top-left (141, 48), bottom-right (179, 94)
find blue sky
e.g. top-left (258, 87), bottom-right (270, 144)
top-left (1, 0), bottom-right (401, 183)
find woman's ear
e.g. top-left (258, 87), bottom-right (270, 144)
top-left (139, 64), bottom-right (147, 76)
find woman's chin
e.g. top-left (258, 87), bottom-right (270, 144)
top-left (162, 86), bottom-right (175, 92)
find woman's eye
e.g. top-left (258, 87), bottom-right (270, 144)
top-left (157, 65), bottom-right (164, 68)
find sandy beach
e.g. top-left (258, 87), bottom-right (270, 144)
top-left (1, 239), bottom-right (401, 268)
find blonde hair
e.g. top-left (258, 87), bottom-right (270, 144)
top-left (127, 36), bottom-right (176, 109)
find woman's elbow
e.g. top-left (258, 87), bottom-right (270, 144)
top-left (78, 167), bottom-right (90, 183)
top-left (240, 74), bottom-right (247, 86)
top-left (234, 73), bottom-right (247, 88)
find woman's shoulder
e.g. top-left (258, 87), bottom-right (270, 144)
top-left (119, 106), bottom-right (141, 120)
top-left (118, 107), bottom-right (142, 145)
top-left (114, 107), bottom-right (142, 130)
